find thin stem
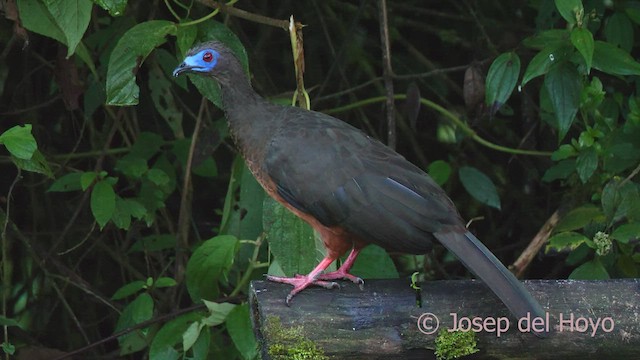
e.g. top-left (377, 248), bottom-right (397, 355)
top-left (2, 168), bottom-right (21, 360)
top-left (164, 0), bottom-right (181, 21)
top-left (230, 233), bottom-right (265, 297)
top-left (324, 94), bottom-right (553, 157)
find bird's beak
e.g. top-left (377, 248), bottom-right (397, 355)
top-left (172, 62), bottom-right (192, 77)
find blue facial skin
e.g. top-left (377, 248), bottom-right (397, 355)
top-left (173, 49), bottom-right (219, 77)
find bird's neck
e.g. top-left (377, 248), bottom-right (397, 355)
top-left (218, 74), bottom-right (278, 167)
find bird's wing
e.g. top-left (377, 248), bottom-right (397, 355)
top-left (264, 107), bottom-right (462, 253)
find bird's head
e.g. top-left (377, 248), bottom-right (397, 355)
top-left (173, 41), bottom-right (240, 83)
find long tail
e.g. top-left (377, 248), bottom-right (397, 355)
top-left (435, 229), bottom-right (547, 336)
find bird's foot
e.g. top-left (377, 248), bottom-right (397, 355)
top-left (266, 274), bottom-right (339, 305)
top-left (317, 270), bottom-right (365, 290)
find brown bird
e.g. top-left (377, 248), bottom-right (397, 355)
top-left (174, 41), bottom-right (546, 328)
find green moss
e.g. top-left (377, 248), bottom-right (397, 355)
top-left (264, 316), bottom-right (329, 360)
top-left (434, 328), bottom-right (479, 360)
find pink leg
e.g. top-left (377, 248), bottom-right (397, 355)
top-left (266, 256), bottom-right (340, 305)
top-left (316, 247), bottom-right (364, 288)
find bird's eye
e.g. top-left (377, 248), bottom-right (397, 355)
top-left (203, 52), bottom-right (213, 62)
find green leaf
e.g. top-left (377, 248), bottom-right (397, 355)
top-left (569, 258), bottom-right (610, 280)
top-left (112, 280), bottom-right (146, 300)
top-left (345, 244), bottom-right (398, 279)
top-left (575, 147), bottom-right (598, 183)
top-left (0, 124), bottom-right (37, 160)
top-left (91, 180), bottom-right (116, 230)
top-left (554, 0), bottom-right (583, 25)
top-left (485, 52), bottom-right (520, 115)
top-left (116, 155), bottom-right (148, 179)
top-left (130, 132), bottom-right (164, 160)
top-left (17, 0), bottom-right (66, 45)
top-left (201, 301), bottom-right (236, 327)
top-left (149, 63), bottom-right (184, 137)
top-left (570, 27), bottom-right (594, 72)
top-left (542, 159), bottom-right (576, 182)
top-left (150, 312), bottom-right (202, 360)
top-left (551, 144), bottom-right (577, 161)
top-left (186, 235), bottom-right (239, 302)
top-left (12, 150), bottom-right (53, 178)
top-left (522, 45), bottom-right (560, 86)
top-left (48, 172), bottom-right (83, 192)
top-left (182, 321), bottom-right (202, 352)
top-left (427, 160), bottom-right (451, 186)
top-left (544, 63), bottom-right (582, 141)
top-left (146, 168), bottom-right (170, 186)
top-left (602, 179), bottom-right (640, 222)
top-left (93, 0), bottom-right (127, 16)
top-left (592, 40), bottom-right (640, 76)
top-left (115, 293), bottom-right (154, 355)
top-left (106, 20), bottom-right (176, 106)
top-left (80, 172), bottom-right (98, 190)
top-left (226, 304), bottom-right (258, 360)
top-left (546, 231), bottom-right (590, 252)
top-left (42, 0), bottom-right (92, 56)
top-left (263, 197), bottom-right (330, 276)
top-left (605, 12), bottom-right (634, 52)
top-left (555, 206), bottom-right (604, 232)
top-left (0, 316), bottom-right (20, 327)
top-left (611, 223), bottom-right (640, 244)
top-left (154, 277), bottom-right (177, 288)
top-left (458, 166), bottom-right (501, 210)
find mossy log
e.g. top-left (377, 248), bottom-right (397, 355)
top-left (249, 279), bottom-right (640, 359)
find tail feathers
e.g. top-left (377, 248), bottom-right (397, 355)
top-left (435, 229), bottom-right (547, 336)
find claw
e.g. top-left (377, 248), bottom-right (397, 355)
top-left (267, 274), bottom-right (340, 305)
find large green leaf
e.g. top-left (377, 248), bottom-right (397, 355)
top-left (263, 196), bottom-right (331, 276)
top-left (604, 12), bottom-right (634, 52)
top-left (185, 235), bottom-right (239, 302)
top-left (458, 166), bottom-right (501, 210)
top-left (522, 45), bottom-right (561, 86)
top-left (0, 124), bottom-right (37, 160)
top-left (93, 0), bottom-right (127, 16)
top-left (42, 0), bottom-right (93, 56)
top-left (485, 52), bottom-right (520, 115)
top-left (17, 0), bottom-right (66, 45)
top-left (569, 258), bottom-right (610, 280)
top-left (592, 40), bottom-right (640, 76)
top-left (91, 179), bottom-right (116, 230)
top-left (106, 20), bottom-right (176, 105)
top-left (114, 293), bottom-right (154, 355)
top-left (150, 312), bottom-right (203, 360)
top-left (226, 304), bottom-right (259, 360)
top-left (544, 63), bottom-right (582, 141)
top-left (427, 160), bottom-right (451, 186)
top-left (570, 27), bottom-right (594, 72)
top-left (575, 147), bottom-right (598, 183)
top-left (555, 206), bottom-right (604, 233)
top-left (554, 0), bottom-right (583, 25)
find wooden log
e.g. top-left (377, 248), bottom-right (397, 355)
top-left (249, 279), bottom-right (640, 359)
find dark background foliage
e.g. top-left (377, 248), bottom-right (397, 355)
top-left (0, 0), bottom-right (639, 359)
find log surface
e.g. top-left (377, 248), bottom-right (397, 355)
top-left (249, 279), bottom-right (640, 359)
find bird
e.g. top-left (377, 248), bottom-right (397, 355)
top-left (173, 40), bottom-right (546, 329)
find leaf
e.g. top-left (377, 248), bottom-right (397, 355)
top-left (146, 168), bottom-right (170, 186)
top-left (128, 234), bottom-right (176, 253)
top-left (569, 258), bottom-right (610, 280)
top-left (555, 206), bottom-right (604, 233)
top-left (182, 321), bottom-right (203, 352)
top-left (17, 0), bottom-right (66, 45)
top-left (112, 280), bottom-right (146, 300)
top-left (263, 197), bottom-right (328, 276)
top-left (0, 316), bottom-right (20, 327)
top-left (551, 144), bottom-right (577, 161)
top-left (546, 231), bottom-right (590, 252)
top-left (485, 52), bottom-right (520, 115)
top-left (201, 301), bottom-right (236, 327)
top-left (570, 27), bottom-right (594, 72)
top-left (154, 277), bottom-right (177, 288)
top-left (185, 235), bottom-right (239, 302)
top-left (427, 160), bottom-right (451, 186)
top-left (345, 244), bottom-right (398, 279)
top-left (458, 166), bottom-right (501, 210)
top-left (542, 159), bottom-right (576, 182)
top-left (604, 12), bottom-right (634, 52)
top-left (150, 312), bottom-right (202, 360)
top-left (611, 223), bottom-right (640, 244)
top-left (544, 63), bottom-right (582, 141)
top-left (592, 40), bottom-right (640, 76)
top-left (80, 171), bottom-right (98, 190)
top-left (554, 0), bottom-right (583, 25)
top-left (575, 147), bottom-right (598, 183)
top-left (522, 45), bottom-right (560, 86)
top-left (0, 124), bottom-right (37, 160)
top-left (226, 304), bottom-right (259, 360)
top-left (42, 0), bottom-right (93, 56)
top-left (12, 150), bottom-right (53, 178)
top-left (91, 180), bottom-right (116, 230)
top-left (47, 172), bottom-right (82, 192)
top-left (106, 20), bottom-right (176, 105)
top-left (114, 293), bottom-right (154, 355)
top-left (93, 0), bottom-right (127, 16)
